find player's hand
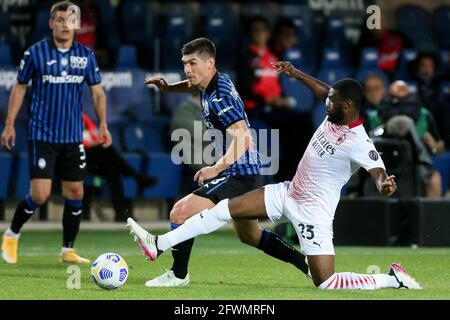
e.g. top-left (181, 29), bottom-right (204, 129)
top-left (380, 175), bottom-right (397, 197)
top-left (98, 124), bottom-right (112, 148)
top-left (271, 61), bottom-right (299, 78)
top-left (1, 125), bottom-right (16, 151)
top-left (193, 166), bottom-right (221, 186)
top-left (144, 77), bottom-right (169, 92)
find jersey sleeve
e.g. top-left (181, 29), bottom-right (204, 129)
top-left (350, 137), bottom-right (385, 171)
top-left (17, 49), bottom-right (35, 84)
top-left (85, 50), bottom-right (102, 86)
top-left (211, 92), bottom-right (245, 129)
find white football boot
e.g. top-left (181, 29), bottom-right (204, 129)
top-left (388, 263), bottom-right (422, 289)
top-left (145, 270), bottom-right (190, 287)
top-left (126, 218), bottom-right (159, 261)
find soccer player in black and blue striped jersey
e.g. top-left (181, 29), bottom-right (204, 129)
top-left (1, 1), bottom-right (111, 264)
top-left (128, 38), bottom-right (309, 287)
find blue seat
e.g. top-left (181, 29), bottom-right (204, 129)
top-left (14, 120), bottom-right (28, 153)
top-left (323, 16), bottom-right (353, 66)
top-left (120, 0), bottom-right (154, 45)
top-left (142, 153), bottom-right (182, 199)
top-left (396, 5), bottom-right (436, 51)
top-left (121, 153), bottom-right (143, 199)
top-left (321, 47), bottom-right (345, 69)
top-left (440, 82), bottom-right (450, 100)
top-left (33, 11), bottom-right (51, 42)
top-left (317, 68), bottom-right (352, 86)
top-left (434, 5), bottom-right (450, 48)
top-left (116, 45), bottom-right (138, 69)
top-left (282, 47), bottom-right (313, 74)
top-left (161, 13), bottom-right (190, 70)
top-left (15, 152), bottom-right (29, 198)
top-left (441, 50), bottom-right (449, 67)
top-left (107, 69), bottom-right (153, 123)
top-left (123, 123), bottom-right (164, 153)
top-left (0, 153), bottom-right (12, 199)
top-left (92, 0), bottom-right (121, 49)
top-left (280, 76), bottom-right (314, 112)
top-left (0, 44), bottom-right (12, 67)
top-left (432, 152), bottom-right (450, 194)
top-left (359, 47), bottom-right (379, 69)
top-left (395, 49), bottom-right (417, 81)
top-left (202, 4), bottom-right (239, 69)
top-left (313, 102), bottom-right (326, 128)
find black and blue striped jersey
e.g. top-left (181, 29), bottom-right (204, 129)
top-left (17, 38), bottom-right (101, 143)
top-left (200, 72), bottom-right (261, 176)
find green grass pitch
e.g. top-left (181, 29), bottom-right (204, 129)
top-left (1, 229), bottom-right (450, 300)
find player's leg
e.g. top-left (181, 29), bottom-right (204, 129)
top-left (307, 254), bottom-right (421, 290)
top-left (58, 143), bottom-right (89, 264)
top-left (293, 221), bottom-right (422, 290)
top-left (59, 180), bottom-right (89, 264)
top-left (1, 179), bottom-right (51, 264)
top-left (232, 220), bottom-right (309, 275)
top-left (2, 141), bottom-right (55, 264)
top-left (130, 187), bottom-right (268, 256)
top-left (136, 193), bottom-right (215, 286)
top-left (168, 193), bottom-right (216, 281)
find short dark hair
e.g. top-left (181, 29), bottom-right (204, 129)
top-left (50, 1), bottom-right (75, 17)
top-left (332, 78), bottom-right (364, 109)
top-left (181, 37), bottom-right (216, 59)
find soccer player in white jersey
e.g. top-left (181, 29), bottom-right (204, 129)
top-left (127, 61), bottom-right (422, 290)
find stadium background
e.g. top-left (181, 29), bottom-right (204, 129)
top-left (0, 0), bottom-right (449, 247)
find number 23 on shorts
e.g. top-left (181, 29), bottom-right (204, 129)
top-left (298, 223), bottom-right (315, 240)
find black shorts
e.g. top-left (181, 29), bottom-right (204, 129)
top-left (28, 141), bottom-right (87, 181)
top-left (193, 174), bottom-right (262, 204)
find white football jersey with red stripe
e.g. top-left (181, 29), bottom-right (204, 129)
top-left (287, 117), bottom-right (385, 224)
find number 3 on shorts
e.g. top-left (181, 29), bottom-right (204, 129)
top-left (298, 223), bottom-right (315, 240)
top-left (79, 144), bottom-right (86, 161)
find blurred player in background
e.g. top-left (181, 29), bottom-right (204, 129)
top-left (128, 61), bottom-right (422, 290)
top-left (82, 113), bottom-right (158, 222)
top-left (1, 1), bottom-right (111, 264)
top-left (132, 38), bottom-right (310, 287)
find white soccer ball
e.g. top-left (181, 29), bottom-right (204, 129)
top-left (91, 253), bottom-right (129, 290)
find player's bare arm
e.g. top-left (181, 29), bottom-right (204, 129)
top-left (272, 61), bottom-right (330, 101)
top-left (144, 77), bottom-right (198, 95)
top-left (194, 120), bottom-right (252, 186)
top-left (1, 81), bottom-right (28, 150)
top-left (369, 167), bottom-right (397, 197)
top-left (90, 84), bottom-right (112, 148)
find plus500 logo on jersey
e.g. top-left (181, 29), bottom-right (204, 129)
top-left (42, 75), bottom-right (84, 83)
top-left (70, 56), bottom-right (88, 69)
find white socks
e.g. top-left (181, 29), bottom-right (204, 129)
top-left (157, 199), bottom-right (232, 251)
top-left (61, 247), bottom-right (73, 254)
top-left (318, 272), bottom-right (399, 290)
top-left (5, 228), bottom-right (20, 239)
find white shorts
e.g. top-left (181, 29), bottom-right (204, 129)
top-left (264, 182), bottom-right (335, 256)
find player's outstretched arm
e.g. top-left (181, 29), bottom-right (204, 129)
top-left (369, 168), bottom-right (397, 197)
top-left (144, 76), bottom-right (198, 95)
top-left (272, 61), bottom-right (330, 101)
top-left (1, 81), bottom-right (27, 151)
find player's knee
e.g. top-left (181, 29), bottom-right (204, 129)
top-left (30, 191), bottom-right (50, 206)
top-left (63, 187), bottom-right (84, 200)
top-left (170, 202), bottom-right (189, 224)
